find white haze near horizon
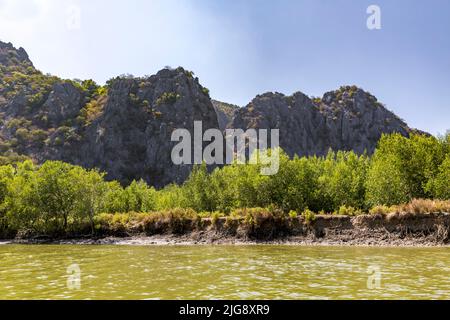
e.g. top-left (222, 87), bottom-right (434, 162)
top-left (0, 0), bottom-right (449, 136)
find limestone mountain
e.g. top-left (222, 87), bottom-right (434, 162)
top-left (0, 41), bottom-right (219, 187)
top-left (0, 40), bottom-right (421, 187)
top-left (72, 69), bottom-right (219, 187)
top-left (231, 86), bottom-right (414, 157)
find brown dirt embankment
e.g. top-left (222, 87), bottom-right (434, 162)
top-left (4, 212), bottom-right (449, 246)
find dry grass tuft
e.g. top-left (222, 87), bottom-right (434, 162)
top-left (392, 199), bottom-right (450, 214)
top-left (368, 199), bottom-right (450, 215)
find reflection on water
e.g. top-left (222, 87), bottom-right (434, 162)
top-left (0, 245), bottom-right (449, 299)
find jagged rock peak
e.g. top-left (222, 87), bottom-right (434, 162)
top-left (319, 85), bottom-right (380, 106)
top-left (231, 85), bottom-right (414, 157)
top-left (247, 90), bottom-right (314, 109)
top-left (0, 40), bottom-right (33, 68)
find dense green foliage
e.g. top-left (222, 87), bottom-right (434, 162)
top-left (366, 133), bottom-right (450, 206)
top-left (0, 132), bottom-right (448, 237)
top-left (175, 151), bottom-right (370, 214)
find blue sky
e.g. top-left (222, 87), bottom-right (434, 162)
top-left (0, 0), bottom-right (449, 135)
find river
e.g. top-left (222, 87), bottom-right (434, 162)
top-left (0, 245), bottom-right (448, 299)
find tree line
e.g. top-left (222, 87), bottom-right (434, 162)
top-left (0, 132), bottom-right (449, 237)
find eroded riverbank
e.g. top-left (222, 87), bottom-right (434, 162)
top-left (2, 212), bottom-right (449, 247)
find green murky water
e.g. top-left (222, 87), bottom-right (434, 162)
top-left (0, 245), bottom-right (448, 299)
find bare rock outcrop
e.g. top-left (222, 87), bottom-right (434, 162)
top-left (231, 86), bottom-right (411, 157)
top-left (212, 99), bottom-right (239, 131)
top-left (75, 68), bottom-right (219, 186)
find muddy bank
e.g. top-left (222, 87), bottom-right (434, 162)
top-left (3, 212), bottom-right (449, 246)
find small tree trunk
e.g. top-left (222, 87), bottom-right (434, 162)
top-left (63, 213), bottom-right (68, 231)
top-left (89, 208), bottom-right (95, 236)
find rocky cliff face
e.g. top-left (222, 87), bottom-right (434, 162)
top-left (212, 99), bottom-right (239, 131)
top-left (0, 41), bottom-right (420, 186)
top-left (231, 86), bottom-right (412, 157)
top-left (0, 41), bottom-right (32, 67)
top-left (0, 41), bottom-right (219, 187)
top-left (0, 41), bottom-right (81, 162)
top-left (74, 69), bottom-right (219, 187)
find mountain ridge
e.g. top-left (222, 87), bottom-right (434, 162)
top-left (0, 40), bottom-right (423, 186)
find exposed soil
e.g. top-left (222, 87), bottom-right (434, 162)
top-left (2, 212), bottom-right (449, 247)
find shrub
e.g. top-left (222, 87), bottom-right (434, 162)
top-left (140, 208), bottom-right (200, 234)
top-left (210, 211), bottom-right (221, 226)
top-left (337, 205), bottom-right (363, 216)
top-left (78, 95), bottom-right (107, 126)
top-left (369, 205), bottom-right (391, 215)
top-left (30, 129), bottom-right (48, 144)
top-left (155, 92), bottom-right (180, 106)
top-left (27, 93), bottom-right (45, 108)
top-left (184, 70), bottom-right (195, 78)
top-left (288, 210), bottom-right (298, 219)
top-left (129, 93), bottom-right (140, 105)
top-left (201, 87), bottom-right (210, 97)
top-left (96, 213), bottom-right (131, 233)
top-left (302, 208), bottom-right (316, 223)
top-left (15, 128), bottom-right (31, 141)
